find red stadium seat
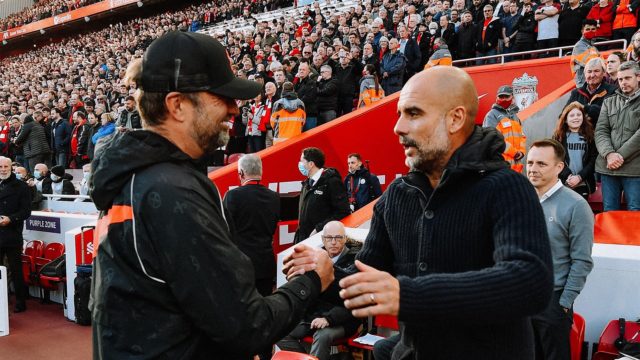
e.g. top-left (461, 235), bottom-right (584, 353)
top-left (570, 313), bottom-right (585, 360)
top-left (597, 318), bottom-right (640, 354)
top-left (34, 242), bottom-right (65, 274)
top-left (271, 351), bottom-right (318, 360)
top-left (21, 240), bottom-right (44, 285)
top-left (591, 351), bottom-right (621, 360)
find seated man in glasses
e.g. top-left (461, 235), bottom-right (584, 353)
top-left (277, 221), bottom-right (361, 360)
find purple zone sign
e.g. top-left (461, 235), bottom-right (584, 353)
top-left (26, 216), bottom-right (61, 234)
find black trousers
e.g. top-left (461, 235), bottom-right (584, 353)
top-left (532, 290), bottom-right (573, 360)
top-left (373, 333), bottom-right (400, 360)
top-left (0, 246), bottom-right (27, 305)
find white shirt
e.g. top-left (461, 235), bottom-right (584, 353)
top-left (309, 168), bottom-right (324, 186)
top-left (539, 180), bottom-right (563, 203)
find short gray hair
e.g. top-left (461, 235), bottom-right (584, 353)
top-left (238, 154), bottom-right (263, 177)
top-left (585, 57), bottom-right (605, 71)
top-left (320, 65), bottom-right (332, 74)
top-left (619, 61), bottom-right (640, 75)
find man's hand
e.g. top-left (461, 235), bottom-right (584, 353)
top-left (383, 72), bottom-right (389, 78)
top-left (310, 317), bottom-right (330, 329)
top-left (283, 244), bottom-right (335, 291)
top-left (606, 152), bottom-right (624, 170)
top-left (566, 174), bottom-right (581, 188)
top-left (339, 260), bottom-right (400, 318)
top-left (117, 126), bottom-right (128, 133)
top-left (0, 216), bottom-right (11, 226)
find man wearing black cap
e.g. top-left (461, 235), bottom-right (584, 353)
top-left (90, 32), bottom-right (335, 360)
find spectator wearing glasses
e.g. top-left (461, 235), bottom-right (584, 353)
top-left (278, 221), bottom-right (361, 360)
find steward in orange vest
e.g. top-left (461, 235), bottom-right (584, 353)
top-left (424, 39), bottom-right (453, 70)
top-left (483, 85), bottom-right (526, 173)
top-left (570, 20), bottom-right (600, 88)
top-left (270, 82), bottom-right (306, 144)
top-left (358, 64), bottom-right (385, 108)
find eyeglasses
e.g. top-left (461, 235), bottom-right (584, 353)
top-left (321, 235), bottom-right (345, 243)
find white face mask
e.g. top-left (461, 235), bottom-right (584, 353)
top-left (51, 174), bottom-right (60, 182)
top-left (83, 172), bottom-right (91, 180)
top-left (429, 29), bottom-right (437, 35)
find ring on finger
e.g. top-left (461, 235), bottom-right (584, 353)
top-left (369, 293), bottom-right (376, 304)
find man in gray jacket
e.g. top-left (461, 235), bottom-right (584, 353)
top-left (527, 139), bottom-right (593, 360)
top-left (595, 61), bottom-right (640, 211)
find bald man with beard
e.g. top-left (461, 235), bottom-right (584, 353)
top-left (339, 67), bottom-right (553, 360)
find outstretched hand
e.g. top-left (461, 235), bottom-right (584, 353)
top-left (339, 260), bottom-right (400, 318)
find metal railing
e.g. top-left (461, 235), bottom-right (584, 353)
top-left (42, 194), bottom-right (91, 201)
top-left (452, 39), bottom-right (628, 66)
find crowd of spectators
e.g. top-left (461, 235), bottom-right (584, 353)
top-left (1, 0), bottom-right (104, 31)
top-left (1, 0), bottom-right (639, 163)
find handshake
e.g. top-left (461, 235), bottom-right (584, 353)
top-left (283, 244), bottom-right (400, 318)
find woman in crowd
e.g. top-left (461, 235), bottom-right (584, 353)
top-left (358, 64), bottom-right (385, 108)
top-left (552, 102), bottom-right (597, 199)
top-left (92, 113), bottom-right (116, 159)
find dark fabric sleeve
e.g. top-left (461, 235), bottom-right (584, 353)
top-left (355, 193), bottom-right (395, 273)
top-left (8, 182), bottom-right (32, 225)
top-left (313, 176), bottom-right (351, 233)
top-left (325, 305), bottom-right (356, 327)
top-left (14, 122), bottom-right (31, 145)
top-left (62, 180), bottom-right (77, 195)
top-left (139, 182), bottom-right (322, 358)
top-left (61, 122), bottom-right (72, 147)
top-left (78, 125), bottom-right (90, 155)
top-left (370, 174), bottom-right (383, 198)
top-left (578, 140), bottom-right (597, 182)
top-left (396, 172), bottom-right (553, 323)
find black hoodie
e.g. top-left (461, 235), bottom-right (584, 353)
top-left (90, 130), bottom-right (322, 359)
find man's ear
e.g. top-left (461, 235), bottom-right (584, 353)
top-left (447, 105), bottom-right (467, 134)
top-left (164, 92), bottom-right (189, 123)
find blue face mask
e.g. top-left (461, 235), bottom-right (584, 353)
top-left (34, 170), bottom-right (41, 179)
top-left (298, 161), bottom-right (309, 177)
top-left (15, 173), bottom-right (22, 180)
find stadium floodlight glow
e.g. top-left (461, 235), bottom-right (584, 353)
top-left (137, 1), bottom-right (143, 7)
top-left (84, 16), bottom-right (90, 22)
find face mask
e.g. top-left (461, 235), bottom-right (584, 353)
top-left (433, 43), bottom-right (440, 51)
top-left (34, 170), bottom-right (41, 179)
top-left (51, 174), bottom-right (60, 182)
top-left (298, 161), bottom-right (310, 177)
top-left (83, 172), bottom-right (91, 180)
top-left (497, 98), bottom-right (513, 109)
top-left (583, 30), bottom-right (597, 40)
top-left (429, 29), bottom-right (437, 35)
top-left (15, 173), bottom-right (22, 180)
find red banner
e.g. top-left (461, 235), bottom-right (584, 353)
top-left (1, 0), bottom-right (139, 41)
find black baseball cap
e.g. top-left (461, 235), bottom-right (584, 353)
top-left (140, 31), bottom-right (261, 100)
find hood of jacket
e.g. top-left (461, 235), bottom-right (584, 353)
top-left (447, 126), bottom-right (509, 173)
top-left (490, 103), bottom-right (520, 114)
top-left (90, 130), bottom-right (193, 210)
top-left (280, 93), bottom-right (304, 112)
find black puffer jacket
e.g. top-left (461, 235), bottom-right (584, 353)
top-left (295, 76), bottom-right (318, 116)
top-left (0, 173), bottom-right (32, 247)
top-left (90, 130), bottom-right (322, 360)
top-left (295, 168), bottom-right (351, 243)
top-left (316, 78), bottom-right (339, 112)
top-left (356, 126), bottom-right (553, 360)
top-left (14, 116), bottom-right (50, 158)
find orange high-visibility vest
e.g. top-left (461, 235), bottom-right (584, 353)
top-left (496, 117), bottom-right (526, 173)
top-left (424, 56), bottom-right (453, 70)
top-left (570, 48), bottom-right (600, 75)
top-left (613, 0), bottom-right (638, 29)
top-left (358, 87), bottom-right (385, 108)
top-left (271, 108), bottom-right (306, 143)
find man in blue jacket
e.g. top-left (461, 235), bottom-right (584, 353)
top-left (50, 108), bottom-right (71, 167)
top-left (381, 38), bottom-right (407, 95)
top-left (344, 153), bottom-right (382, 211)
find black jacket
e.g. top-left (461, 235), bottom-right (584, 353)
top-left (117, 109), bottom-right (142, 129)
top-left (344, 167), bottom-right (383, 211)
top-left (224, 183), bottom-right (280, 280)
top-left (457, 23), bottom-right (478, 59)
top-left (303, 243), bottom-right (361, 336)
top-left (88, 123), bottom-right (102, 161)
top-left (559, 135), bottom-right (597, 194)
top-left (15, 116), bottom-right (50, 158)
top-left (515, 11), bottom-right (537, 44)
top-left (91, 130), bottom-right (322, 359)
top-left (334, 63), bottom-right (360, 98)
top-left (476, 17), bottom-right (503, 52)
top-left (72, 122), bottom-right (91, 157)
top-left (295, 168), bottom-right (351, 243)
top-left (295, 76), bottom-right (318, 116)
top-left (0, 173), bottom-right (32, 247)
top-left (566, 82), bottom-right (616, 127)
top-left (400, 37), bottom-right (422, 75)
top-left (51, 118), bottom-right (72, 153)
top-left (356, 127), bottom-right (553, 359)
top-left (316, 78), bottom-right (340, 112)
top-left (42, 176), bottom-right (76, 197)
